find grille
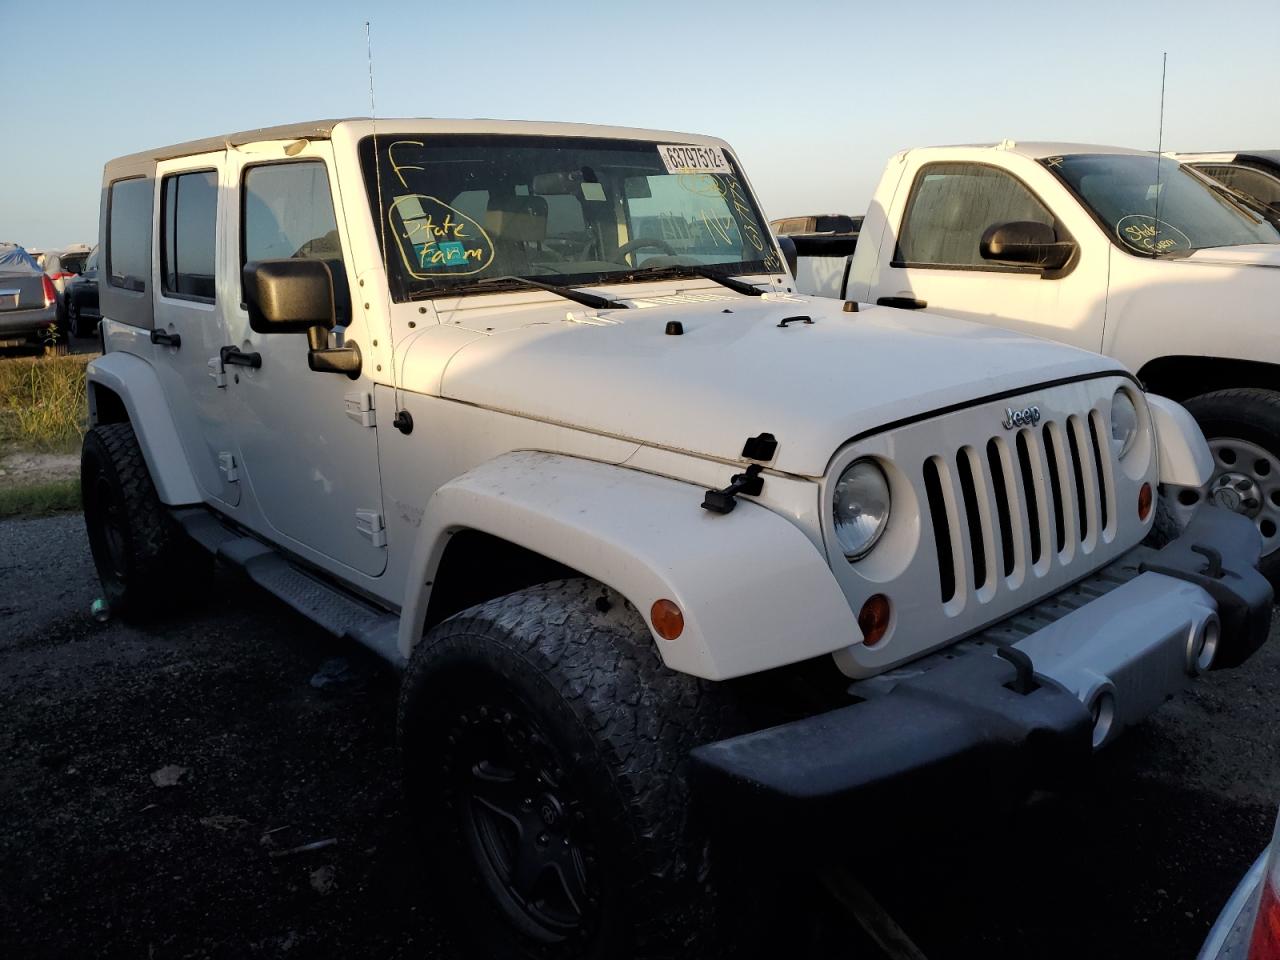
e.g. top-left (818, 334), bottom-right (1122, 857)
top-left (923, 409), bottom-right (1115, 610)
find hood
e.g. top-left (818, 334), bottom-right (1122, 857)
top-left (1185, 244), bottom-right (1280, 268)
top-left (438, 294), bottom-right (1121, 477)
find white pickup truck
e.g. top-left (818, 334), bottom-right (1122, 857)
top-left (788, 142), bottom-right (1280, 581)
top-left (83, 122), bottom-right (1271, 958)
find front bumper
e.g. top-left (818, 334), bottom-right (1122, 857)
top-left (691, 507), bottom-right (1271, 830)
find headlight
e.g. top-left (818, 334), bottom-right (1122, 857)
top-left (1111, 389), bottom-right (1139, 458)
top-left (833, 459), bottom-right (891, 560)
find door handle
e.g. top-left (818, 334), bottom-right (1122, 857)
top-left (150, 329), bottom-right (181, 348)
top-left (876, 296), bottom-right (928, 310)
top-left (220, 345), bottom-right (262, 369)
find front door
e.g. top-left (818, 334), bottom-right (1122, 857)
top-left (865, 161), bottom-right (1107, 353)
top-left (222, 144), bottom-right (387, 578)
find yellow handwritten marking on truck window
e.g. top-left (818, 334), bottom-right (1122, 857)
top-left (679, 173), bottom-right (726, 198)
top-left (726, 179), bottom-right (765, 251)
top-left (699, 209), bottom-right (735, 246)
top-left (387, 141), bottom-right (425, 189)
top-left (389, 195), bottom-right (495, 277)
top-left (1115, 214), bottom-right (1191, 255)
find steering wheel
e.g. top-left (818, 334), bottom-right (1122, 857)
top-left (614, 237), bottom-right (677, 266)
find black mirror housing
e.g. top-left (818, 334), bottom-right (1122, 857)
top-left (980, 221), bottom-right (1077, 271)
top-left (243, 259), bottom-right (336, 334)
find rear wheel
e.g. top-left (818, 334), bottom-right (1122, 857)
top-left (1181, 388), bottom-right (1280, 584)
top-left (66, 297), bottom-right (83, 338)
top-left (81, 422), bottom-right (209, 618)
top-left (398, 579), bottom-right (739, 959)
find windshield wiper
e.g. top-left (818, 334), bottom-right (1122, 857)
top-left (474, 275), bottom-right (630, 309)
top-left (616, 264), bottom-right (765, 296)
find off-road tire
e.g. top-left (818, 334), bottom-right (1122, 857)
top-left (398, 578), bottom-right (740, 960)
top-left (81, 422), bottom-right (208, 618)
top-left (1183, 388), bottom-right (1280, 584)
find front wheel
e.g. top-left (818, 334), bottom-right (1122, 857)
top-left (1181, 388), bottom-right (1280, 585)
top-left (398, 579), bottom-right (737, 960)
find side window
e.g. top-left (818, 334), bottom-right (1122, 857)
top-left (107, 177), bottom-right (152, 291)
top-left (242, 161), bottom-right (347, 322)
top-left (1196, 163), bottom-right (1280, 211)
top-left (897, 163), bottom-right (1055, 268)
top-left (161, 170), bottom-right (217, 301)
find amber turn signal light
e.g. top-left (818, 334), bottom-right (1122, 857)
top-left (650, 599), bottom-right (684, 641)
top-left (858, 594), bottom-right (891, 648)
top-left (1138, 482), bottom-right (1153, 521)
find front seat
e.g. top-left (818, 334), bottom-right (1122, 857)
top-left (484, 195), bottom-right (549, 274)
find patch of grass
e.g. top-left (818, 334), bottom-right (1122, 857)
top-left (0, 354), bottom-right (92, 453)
top-left (0, 477), bottom-right (81, 518)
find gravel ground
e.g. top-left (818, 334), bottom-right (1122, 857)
top-left (2, 512), bottom-right (1279, 959)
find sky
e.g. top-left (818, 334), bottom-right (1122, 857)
top-left (2, 0), bottom-right (1277, 250)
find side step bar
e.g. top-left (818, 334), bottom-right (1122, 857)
top-left (173, 508), bottom-right (404, 668)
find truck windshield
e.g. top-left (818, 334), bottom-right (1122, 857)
top-left (1044, 154), bottom-right (1280, 255)
top-left (358, 134), bottom-right (780, 301)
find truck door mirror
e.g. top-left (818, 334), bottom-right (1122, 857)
top-left (243, 259), bottom-right (336, 334)
top-left (242, 259), bottom-right (361, 378)
top-left (979, 221), bottom-right (1077, 272)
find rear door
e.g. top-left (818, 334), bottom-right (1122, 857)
top-left (151, 154), bottom-right (241, 506)
top-left (864, 159), bottom-right (1108, 352)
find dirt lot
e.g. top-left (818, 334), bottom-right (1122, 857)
top-left (3, 512), bottom-right (1279, 958)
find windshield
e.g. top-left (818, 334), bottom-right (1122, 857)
top-left (1044, 154), bottom-right (1280, 255)
top-left (358, 134), bottom-right (781, 301)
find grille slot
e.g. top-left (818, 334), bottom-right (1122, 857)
top-left (1067, 416), bottom-right (1089, 543)
top-left (956, 450), bottom-right (987, 592)
top-left (923, 457), bottom-right (956, 604)
top-left (986, 439), bottom-right (1015, 578)
top-left (1043, 424), bottom-right (1067, 554)
top-left (1015, 430), bottom-right (1043, 566)
top-left (1088, 410), bottom-right (1111, 535)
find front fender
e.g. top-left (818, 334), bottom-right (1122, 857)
top-left (87, 351), bottom-right (201, 505)
top-left (401, 451), bottom-right (856, 680)
top-left (1147, 393), bottom-right (1213, 487)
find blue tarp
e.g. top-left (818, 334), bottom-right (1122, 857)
top-left (0, 243), bottom-right (42, 275)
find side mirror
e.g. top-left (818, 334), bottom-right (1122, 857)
top-left (243, 259), bottom-right (335, 334)
top-left (980, 221), bottom-right (1077, 272)
top-left (242, 259), bottom-right (360, 378)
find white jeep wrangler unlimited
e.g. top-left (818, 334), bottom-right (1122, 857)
top-left (83, 119), bottom-right (1271, 958)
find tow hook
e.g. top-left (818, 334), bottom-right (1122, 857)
top-left (702, 464), bottom-right (764, 514)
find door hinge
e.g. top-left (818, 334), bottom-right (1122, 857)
top-left (207, 356), bottom-right (227, 388)
top-left (345, 391), bottom-right (376, 427)
top-left (218, 452), bottom-right (239, 482)
top-left (355, 509), bottom-right (387, 547)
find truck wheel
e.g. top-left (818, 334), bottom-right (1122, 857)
top-left (398, 579), bottom-right (737, 960)
top-left (1183, 388), bottom-right (1280, 584)
top-left (81, 422), bottom-right (208, 618)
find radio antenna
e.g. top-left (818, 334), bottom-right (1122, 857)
top-left (1153, 51), bottom-right (1167, 254)
top-left (364, 20), bottom-right (406, 417)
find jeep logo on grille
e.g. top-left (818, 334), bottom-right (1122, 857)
top-left (1001, 405), bottom-right (1041, 430)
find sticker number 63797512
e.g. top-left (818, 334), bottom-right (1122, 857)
top-left (656, 144), bottom-right (733, 175)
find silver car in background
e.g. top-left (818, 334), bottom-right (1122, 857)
top-left (0, 242), bottom-right (56, 346)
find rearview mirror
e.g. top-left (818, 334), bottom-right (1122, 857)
top-left (243, 259), bottom-right (335, 335)
top-left (775, 234), bottom-right (798, 276)
top-left (980, 221), bottom-right (1077, 272)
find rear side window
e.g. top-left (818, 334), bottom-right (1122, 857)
top-left (897, 163), bottom-right (1055, 268)
top-left (242, 161), bottom-right (348, 323)
top-left (161, 170), bottom-right (218, 301)
top-left (107, 178), bottom-right (152, 291)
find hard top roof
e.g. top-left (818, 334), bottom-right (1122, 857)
top-left (103, 117), bottom-right (730, 181)
top-left (905, 140), bottom-right (1156, 160)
